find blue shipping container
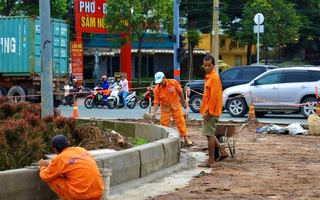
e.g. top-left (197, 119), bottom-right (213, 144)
top-left (0, 16), bottom-right (69, 77)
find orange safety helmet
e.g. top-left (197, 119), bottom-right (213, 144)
top-left (101, 75), bottom-right (107, 79)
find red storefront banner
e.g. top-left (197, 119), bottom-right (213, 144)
top-left (71, 41), bottom-right (84, 82)
top-left (74, 0), bottom-right (109, 34)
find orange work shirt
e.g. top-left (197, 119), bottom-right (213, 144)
top-left (154, 79), bottom-right (183, 111)
top-left (199, 70), bottom-right (223, 116)
top-left (39, 147), bottom-right (104, 199)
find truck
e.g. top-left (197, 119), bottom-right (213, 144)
top-left (0, 16), bottom-right (69, 107)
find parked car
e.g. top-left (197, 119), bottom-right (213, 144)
top-left (223, 67), bottom-right (320, 118)
top-left (185, 65), bottom-right (278, 113)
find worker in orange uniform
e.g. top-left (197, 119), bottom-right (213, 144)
top-left (198, 55), bottom-right (229, 168)
top-left (152, 71), bottom-right (193, 146)
top-left (38, 134), bottom-right (104, 200)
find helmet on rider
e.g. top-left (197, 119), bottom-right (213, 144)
top-left (101, 75), bottom-right (107, 80)
top-left (108, 77), bottom-right (115, 83)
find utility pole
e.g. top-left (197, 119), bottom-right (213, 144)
top-left (213, 0), bottom-right (219, 72)
top-left (40, 0), bottom-right (54, 117)
top-left (173, 0), bottom-right (180, 82)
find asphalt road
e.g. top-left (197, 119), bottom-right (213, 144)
top-left (58, 98), bottom-right (308, 125)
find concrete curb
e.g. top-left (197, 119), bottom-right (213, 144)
top-left (0, 119), bottom-right (181, 199)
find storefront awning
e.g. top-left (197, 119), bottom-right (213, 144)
top-left (83, 47), bottom-right (210, 56)
top-left (83, 51), bottom-right (115, 56)
top-left (131, 49), bottom-right (210, 54)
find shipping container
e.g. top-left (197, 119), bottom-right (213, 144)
top-left (0, 16), bottom-right (69, 106)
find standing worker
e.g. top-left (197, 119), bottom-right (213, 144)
top-left (198, 55), bottom-right (229, 168)
top-left (152, 71), bottom-right (193, 146)
top-left (118, 74), bottom-right (129, 109)
top-left (101, 75), bottom-right (110, 109)
top-left (37, 134), bottom-right (104, 200)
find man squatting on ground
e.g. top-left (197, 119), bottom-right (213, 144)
top-left (38, 134), bottom-right (104, 200)
top-left (198, 55), bottom-right (229, 168)
top-left (152, 71), bottom-right (193, 145)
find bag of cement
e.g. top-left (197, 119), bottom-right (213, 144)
top-left (278, 122), bottom-right (308, 135)
top-left (256, 124), bottom-right (282, 134)
top-left (308, 114), bottom-right (320, 135)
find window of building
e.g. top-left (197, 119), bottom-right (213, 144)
top-left (238, 43), bottom-right (245, 50)
top-left (220, 39), bottom-right (226, 50)
top-left (229, 40), bottom-right (237, 50)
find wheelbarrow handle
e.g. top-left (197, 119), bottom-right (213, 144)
top-left (237, 123), bottom-right (248, 133)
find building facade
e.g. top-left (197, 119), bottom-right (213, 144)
top-left (82, 33), bottom-right (257, 82)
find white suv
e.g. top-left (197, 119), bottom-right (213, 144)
top-left (223, 67), bottom-right (320, 118)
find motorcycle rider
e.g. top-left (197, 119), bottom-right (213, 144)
top-left (62, 80), bottom-right (72, 106)
top-left (118, 74), bottom-right (129, 109)
top-left (108, 77), bottom-right (119, 91)
top-left (72, 79), bottom-right (79, 101)
top-left (101, 75), bottom-right (110, 109)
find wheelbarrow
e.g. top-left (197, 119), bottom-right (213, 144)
top-left (214, 123), bottom-right (247, 157)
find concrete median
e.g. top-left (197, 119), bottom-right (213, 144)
top-left (0, 119), bottom-right (180, 200)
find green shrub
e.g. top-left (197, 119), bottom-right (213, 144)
top-left (0, 98), bottom-right (77, 171)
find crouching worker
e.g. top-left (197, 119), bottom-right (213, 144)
top-left (38, 134), bottom-right (104, 200)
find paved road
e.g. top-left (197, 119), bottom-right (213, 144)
top-left (58, 98), bottom-right (308, 125)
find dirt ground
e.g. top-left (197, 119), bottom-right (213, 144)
top-left (77, 118), bottom-right (320, 199)
top-left (150, 119), bottom-right (320, 200)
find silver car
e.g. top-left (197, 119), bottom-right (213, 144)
top-left (222, 67), bottom-right (320, 118)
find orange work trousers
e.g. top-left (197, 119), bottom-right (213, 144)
top-left (47, 176), bottom-right (102, 200)
top-left (160, 106), bottom-right (188, 137)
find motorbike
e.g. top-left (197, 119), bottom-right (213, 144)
top-left (139, 87), bottom-right (154, 109)
top-left (64, 94), bottom-right (75, 107)
top-left (107, 89), bottom-right (137, 109)
top-left (62, 84), bottom-right (76, 107)
top-left (84, 86), bottom-right (105, 109)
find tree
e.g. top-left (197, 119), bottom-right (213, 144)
top-left (220, 0), bottom-right (303, 64)
top-left (288, 0), bottom-right (320, 60)
top-left (220, 0), bottom-right (250, 63)
top-left (239, 0), bottom-right (301, 64)
top-left (180, 0), bottom-right (213, 79)
top-left (0, 0), bottom-right (15, 16)
top-left (104, 0), bottom-right (173, 91)
top-left (0, 0), bottom-right (69, 19)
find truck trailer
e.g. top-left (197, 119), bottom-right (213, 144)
top-left (0, 16), bottom-right (69, 107)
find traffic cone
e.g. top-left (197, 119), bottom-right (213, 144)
top-left (247, 98), bottom-right (257, 123)
top-left (316, 102), bottom-right (320, 116)
top-left (72, 100), bottom-right (79, 118)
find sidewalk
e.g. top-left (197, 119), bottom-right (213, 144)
top-left (109, 149), bottom-right (211, 200)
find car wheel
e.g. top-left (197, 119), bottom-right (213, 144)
top-left (255, 111), bottom-right (268, 117)
top-left (189, 94), bottom-right (202, 113)
top-left (226, 97), bottom-right (248, 117)
top-left (301, 97), bottom-right (317, 118)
